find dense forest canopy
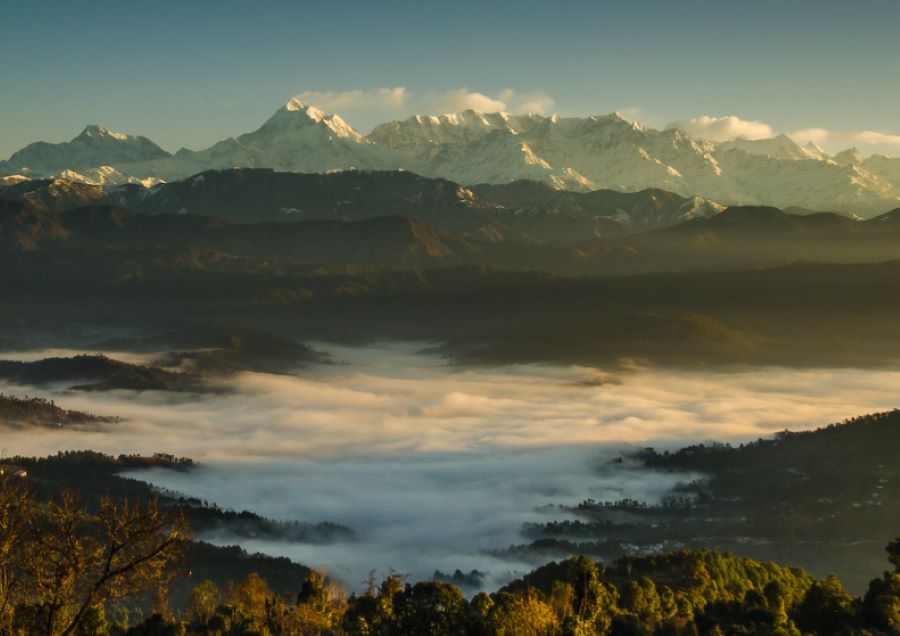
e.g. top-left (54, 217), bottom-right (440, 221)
top-left (1, 471), bottom-right (898, 634)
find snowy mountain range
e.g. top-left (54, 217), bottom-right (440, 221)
top-left (2, 98), bottom-right (900, 216)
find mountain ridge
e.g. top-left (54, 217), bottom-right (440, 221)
top-left (3, 98), bottom-right (900, 216)
top-left (0, 169), bottom-right (729, 243)
top-left (4, 186), bottom-right (900, 276)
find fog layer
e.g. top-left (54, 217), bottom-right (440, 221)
top-left (3, 343), bottom-right (898, 588)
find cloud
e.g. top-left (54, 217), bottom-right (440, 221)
top-left (422, 88), bottom-right (555, 115)
top-left (2, 342), bottom-right (898, 590)
top-left (286, 87), bottom-right (556, 131)
top-left (495, 89), bottom-right (556, 114)
top-left (424, 89), bottom-right (508, 113)
top-left (789, 127), bottom-right (900, 154)
top-left (3, 342), bottom-right (899, 460)
top-left (615, 106), bottom-right (646, 124)
top-left (132, 447), bottom-right (671, 590)
top-left (668, 115), bottom-right (900, 156)
top-left (289, 87), bottom-right (408, 113)
top-left (668, 115), bottom-right (775, 141)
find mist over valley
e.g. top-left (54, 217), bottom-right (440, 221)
top-left (3, 6), bottom-right (900, 630)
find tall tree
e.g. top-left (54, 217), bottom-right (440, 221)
top-left (0, 477), bottom-right (33, 630)
top-left (8, 487), bottom-right (188, 636)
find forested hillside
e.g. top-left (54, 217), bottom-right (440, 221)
top-left (2, 463), bottom-right (897, 634)
top-left (519, 410), bottom-right (900, 593)
top-left (2, 412), bottom-right (899, 633)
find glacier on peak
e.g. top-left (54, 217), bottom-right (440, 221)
top-left (284, 97), bottom-right (313, 113)
top-left (77, 125), bottom-right (130, 142)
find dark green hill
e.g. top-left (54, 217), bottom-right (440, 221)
top-left (523, 410), bottom-right (900, 592)
top-left (652, 205), bottom-right (863, 240)
top-left (125, 169), bottom-right (634, 245)
top-left (0, 393), bottom-right (117, 428)
top-left (0, 354), bottom-right (208, 392)
top-left (55, 205), bottom-right (484, 267)
top-left (472, 180), bottom-right (719, 232)
top-left (867, 206), bottom-right (900, 227)
top-left (5, 450), bottom-right (351, 607)
top-left (619, 204), bottom-right (900, 271)
top-left (0, 198), bottom-right (69, 250)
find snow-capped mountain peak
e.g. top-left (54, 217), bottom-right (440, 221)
top-left (714, 133), bottom-right (814, 160)
top-left (834, 147), bottom-right (864, 166)
top-left (284, 97), bottom-right (315, 113)
top-left (258, 99), bottom-right (363, 141)
top-left (368, 110), bottom-right (900, 213)
top-left (77, 125), bottom-right (131, 142)
top-left (801, 141), bottom-right (829, 161)
top-left (4, 97), bottom-right (900, 216)
top-left (0, 124), bottom-right (170, 177)
top-left (74, 97), bottom-right (426, 181)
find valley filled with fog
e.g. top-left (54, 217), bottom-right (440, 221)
top-left (2, 342), bottom-right (898, 590)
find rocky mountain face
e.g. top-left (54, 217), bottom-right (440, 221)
top-left (114, 100), bottom-right (424, 182)
top-left (370, 112), bottom-right (900, 215)
top-left (3, 99), bottom-right (900, 216)
top-left (0, 178), bottom-right (107, 213)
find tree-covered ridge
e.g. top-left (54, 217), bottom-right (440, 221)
top-left (0, 393), bottom-right (118, 428)
top-left (8, 451), bottom-right (352, 545)
top-left (0, 355), bottom-right (211, 394)
top-left (0, 328), bottom-right (326, 398)
top-left (7, 250), bottom-right (900, 371)
top-left (3, 476), bottom-right (895, 636)
top-left (1, 418), bottom-right (898, 633)
top-left (515, 410), bottom-right (900, 593)
top-left (2, 451), bottom-right (348, 611)
top-left (638, 409), bottom-right (899, 546)
top-left (116, 541), bottom-right (900, 634)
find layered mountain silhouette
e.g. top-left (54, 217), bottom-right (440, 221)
top-left (3, 169), bottom-right (899, 275)
top-left (0, 169), bottom-right (725, 245)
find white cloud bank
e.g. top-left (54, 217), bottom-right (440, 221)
top-left (2, 342), bottom-right (898, 589)
top-left (2, 342), bottom-right (898, 461)
top-left (669, 114), bottom-right (900, 156)
top-left (288, 87), bottom-right (555, 131)
top-left (287, 88), bottom-right (408, 113)
top-left (288, 88), bottom-right (650, 134)
top-left (669, 115), bottom-right (775, 142)
top-left (790, 127), bottom-right (900, 153)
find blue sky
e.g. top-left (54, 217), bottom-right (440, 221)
top-left (2, 0), bottom-right (899, 157)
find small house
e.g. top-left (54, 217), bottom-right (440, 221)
top-left (0, 465), bottom-right (28, 478)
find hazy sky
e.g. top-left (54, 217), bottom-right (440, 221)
top-left (2, 0), bottom-right (899, 157)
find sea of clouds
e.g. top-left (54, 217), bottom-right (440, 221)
top-left (2, 342), bottom-right (898, 588)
